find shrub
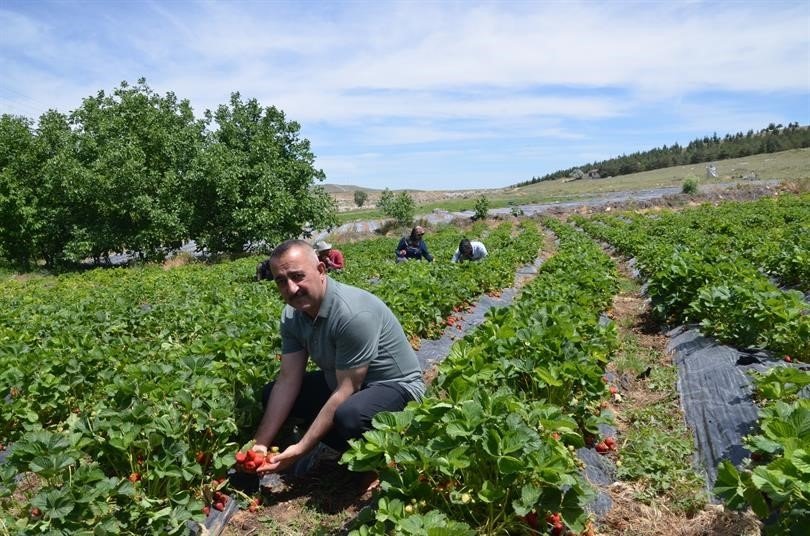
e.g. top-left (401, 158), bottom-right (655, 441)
top-left (473, 195), bottom-right (490, 220)
top-left (682, 178), bottom-right (699, 195)
top-left (354, 190), bottom-right (368, 207)
top-left (380, 191), bottom-right (415, 226)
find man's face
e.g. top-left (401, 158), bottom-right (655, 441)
top-left (270, 246), bottom-right (327, 317)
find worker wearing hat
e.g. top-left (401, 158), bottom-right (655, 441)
top-left (314, 240), bottom-right (345, 271)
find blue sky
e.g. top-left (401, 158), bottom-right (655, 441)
top-left (2, 0), bottom-right (808, 190)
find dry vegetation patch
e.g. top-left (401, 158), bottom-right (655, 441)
top-left (595, 255), bottom-right (761, 536)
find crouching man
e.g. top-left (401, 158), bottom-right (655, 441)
top-left (252, 239), bottom-right (425, 475)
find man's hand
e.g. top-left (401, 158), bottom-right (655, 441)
top-left (257, 443), bottom-right (306, 474)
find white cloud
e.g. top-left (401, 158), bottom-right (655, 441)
top-left (1, 0), bottom-right (808, 189)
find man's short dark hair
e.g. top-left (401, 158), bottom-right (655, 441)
top-left (459, 238), bottom-right (473, 258)
top-left (269, 239), bottom-right (313, 263)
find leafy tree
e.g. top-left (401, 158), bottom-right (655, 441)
top-left (377, 188), bottom-right (394, 213)
top-left (31, 110), bottom-right (88, 266)
top-left (188, 92), bottom-right (337, 254)
top-left (380, 190), bottom-right (414, 226)
top-left (473, 195), bottom-right (489, 221)
top-left (0, 111), bottom-right (86, 267)
top-left (70, 78), bottom-right (206, 261)
top-left (0, 114), bottom-right (38, 267)
top-left (354, 190), bottom-right (368, 207)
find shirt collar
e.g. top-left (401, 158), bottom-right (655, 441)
top-left (317, 276), bottom-right (337, 319)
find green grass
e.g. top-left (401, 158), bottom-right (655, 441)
top-left (613, 332), bottom-right (708, 516)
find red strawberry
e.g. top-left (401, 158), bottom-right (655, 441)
top-left (203, 505), bottom-right (210, 516)
top-left (604, 437), bottom-right (617, 449)
top-left (523, 511), bottom-right (539, 529)
top-left (129, 472), bottom-right (141, 483)
top-left (30, 507), bottom-right (42, 519)
top-left (546, 512), bottom-right (561, 524)
top-left (244, 460), bottom-right (257, 472)
top-left (214, 501), bottom-right (225, 511)
top-left (195, 451), bottom-right (208, 464)
top-left (595, 441), bottom-right (609, 454)
top-left (609, 385), bottom-right (618, 394)
top-left (784, 355), bottom-right (792, 363)
top-left (235, 451), bottom-right (247, 464)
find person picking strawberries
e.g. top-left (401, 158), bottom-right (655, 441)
top-left (251, 239), bottom-right (425, 476)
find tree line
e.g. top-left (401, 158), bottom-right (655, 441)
top-left (515, 122), bottom-right (810, 186)
top-left (0, 79), bottom-right (337, 269)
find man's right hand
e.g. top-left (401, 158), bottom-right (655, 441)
top-left (256, 445), bottom-right (289, 474)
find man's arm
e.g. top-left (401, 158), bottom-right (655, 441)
top-left (421, 241), bottom-right (434, 262)
top-left (254, 350), bottom-right (308, 450)
top-left (260, 365), bottom-right (368, 473)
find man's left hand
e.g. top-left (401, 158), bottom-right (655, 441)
top-left (256, 443), bottom-right (306, 474)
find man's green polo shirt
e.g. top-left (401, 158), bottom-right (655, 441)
top-left (280, 277), bottom-right (425, 401)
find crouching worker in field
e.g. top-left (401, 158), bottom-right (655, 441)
top-left (451, 238), bottom-right (488, 263)
top-left (256, 258), bottom-right (273, 281)
top-left (252, 239), bottom-right (425, 477)
top-left (314, 240), bottom-right (345, 272)
top-left (395, 226), bottom-right (433, 263)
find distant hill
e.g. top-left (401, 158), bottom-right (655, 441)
top-left (322, 184), bottom-right (381, 194)
top-left (517, 122), bottom-right (809, 187)
top-left (322, 184), bottom-right (436, 194)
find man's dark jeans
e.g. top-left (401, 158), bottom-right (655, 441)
top-left (261, 370), bottom-right (414, 451)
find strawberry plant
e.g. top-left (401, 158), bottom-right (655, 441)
top-left (0, 221), bottom-right (548, 529)
top-left (715, 399), bottom-right (810, 534)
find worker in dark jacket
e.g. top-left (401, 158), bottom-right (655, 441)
top-left (256, 258), bottom-right (273, 281)
top-left (395, 226), bottom-right (433, 262)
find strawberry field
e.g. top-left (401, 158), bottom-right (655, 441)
top-left (1, 195), bottom-right (808, 535)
